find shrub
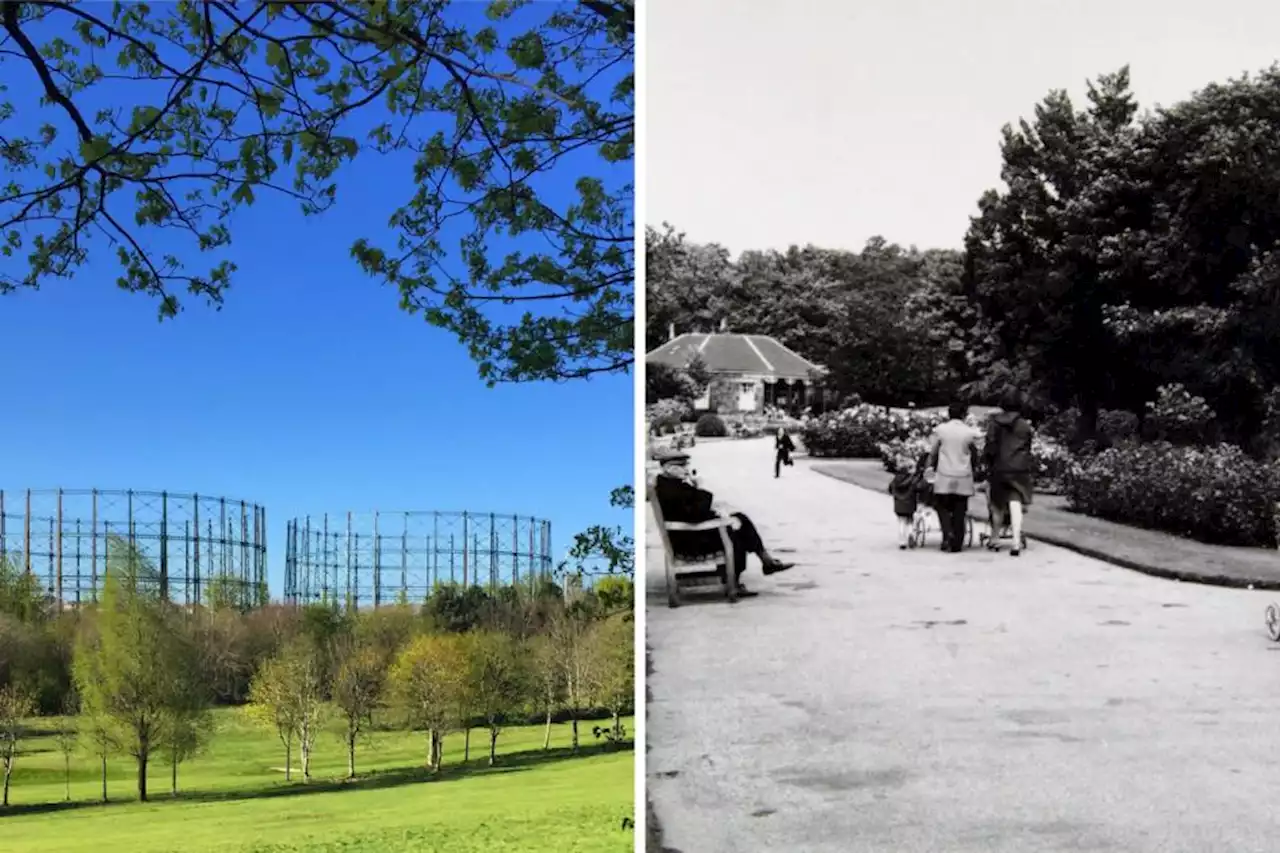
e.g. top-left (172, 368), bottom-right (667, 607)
top-left (1041, 407), bottom-right (1138, 446)
top-left (801, 405), bottom-right (945, 459)
top-left (1063, 442), bottom-right (1280, 547)
top-left (1145, 383), bottom-right (1216, 445)
top-left (647, 399), bottom-right (689, 435)
top-left (694, 413), bottom-right (728, 438)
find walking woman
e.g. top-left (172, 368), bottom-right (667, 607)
top-left (983, 388), bottom-right (1035, 556)
top-left (927, 402), bottom-right (981, 552)
top-left (774, 428), bottom-right (796, 478)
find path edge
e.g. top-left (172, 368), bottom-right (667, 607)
top-left (813, 467), bottom-right (1280, 593)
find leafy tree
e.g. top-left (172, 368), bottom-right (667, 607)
top-left (0, 0), bottom-right (633, 384)
top-left (586, 614), bottom-right (631, 745)
top-left (389, 632), bottom-right (467, 772)
top-left (462, 630), bottom-right (526, 765)
top-left (528, 632), bottom-right (564, 750)
top-left (158, 626), bottom-right (214, 797)
top-left (246, 654), bottom-right (302, 782)
top-left (247, 638), bottom-right (327, 782)
top-left (54, 691), bottom-right (78, 803)
top-left (0, 683), bottom-right (35, 806)
top-left (331, 640), bottom-right (385, 778)
top-left (71, 554), bottom-right (189, 802)
top-left (0, 554), bottom-right (45, 623)
top-left (548, 610), bottom-right (592, 752)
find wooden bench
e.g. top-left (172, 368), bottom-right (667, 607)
top-left (647, 485), bottom-right (738, 607)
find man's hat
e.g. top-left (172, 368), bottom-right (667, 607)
top-left (653, 449), bottom-right (690, 465)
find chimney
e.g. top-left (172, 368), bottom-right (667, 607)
top-left (668, 322), bottom-right (675, 342)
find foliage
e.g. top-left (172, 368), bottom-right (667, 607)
top-left (1041, 407), bottom-right (1139, 449)
top-left (0, 682), bottom-right (36, 806)
top-left (647, 398), bottom-right (690, 435)
top-left (388, 632), bottom-right (468, 771)
top-left (245, 637), bottom-right (327, 782)
top-left (331, 641), bottom-right (385, 778)
top-left (1144, 383), bottom-right (1217, 446)
top-left (1063, 442), bottom-right (1280, 547)
top-left (72, 550), bottom-right (207, 802)
top-left (462, 631), bottom-right (527, 765)
top-left (559, 485), bottom-right (634, 579)
top-left (693, 412), bottom-right (727, 438)
top-left (803, 405), bottom-right (945, 459)
top-left (0, 0), bottom-right (634, 385)
top-left (584, 615), bottom-right (631, 745)
top-left (645, 357), bottom-right (709, 405)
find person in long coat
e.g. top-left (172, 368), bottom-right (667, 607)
top-left (983, 388), bottom-right (1035, 556)
top-left (927, 402), bottom-right (980, 553)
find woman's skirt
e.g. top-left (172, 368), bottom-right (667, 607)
top-left (990, 473), bottom-right (1033, 509)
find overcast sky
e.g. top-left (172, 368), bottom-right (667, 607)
top-left (646, 0), bottom-right (1280, 254)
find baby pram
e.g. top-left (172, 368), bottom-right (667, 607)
top-left (908, 470), bottom-right (974, 549)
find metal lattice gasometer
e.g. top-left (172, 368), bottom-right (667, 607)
top-left (283, 510), bottom-right (553, 608)
top-left (0, 488), bottom-right (267, 608)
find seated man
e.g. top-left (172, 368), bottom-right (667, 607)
top-left (652, 450), bottom-right (795, 596)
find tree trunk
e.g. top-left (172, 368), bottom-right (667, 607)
top-left (571, 714), bottom-right (579, 752)
top-left (347, 731), bottom-right (356, 779)
top-left (137, 752), bottom-right (148, 803)
top-left (64, 753), bottom-right (70, 802)
top-left (285, 737), bottom-right (292, 782)
top-left (3, 760), bottom-right (12, 807)
top-left (464, 727), bottom-right (470, 762)
top-left (301, 740), bottom-right (311, 782)
top-left (171, 746), bottom-right (178, 795)
top-left (434, 730), bottom-right (444, 771)
top-left (488, 727), bottom-right (498, 766)
top-left (612, 709), bottom-right (622, 742)
top-left (100, 753), bottom-right (107, 802)
top-left (543, 708), bottom-right (552, 750)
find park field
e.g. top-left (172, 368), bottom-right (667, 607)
top-left (1, 708), bottom-right (635, 853)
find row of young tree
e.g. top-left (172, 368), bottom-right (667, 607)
top-left (0, 544), bottom-right (634, 806)
top-left (647, 63), bottom-right (1280, 450)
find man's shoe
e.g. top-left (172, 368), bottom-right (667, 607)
top-left (734, 585), bottom-right (760, 597)
top-left (762, 560), bottom-right (795, 575)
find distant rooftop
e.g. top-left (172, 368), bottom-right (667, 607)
top-left (646, 333), bottom-right (824, 381)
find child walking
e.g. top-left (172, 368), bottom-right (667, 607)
top-left (887, 455), bottom-right (923, 549)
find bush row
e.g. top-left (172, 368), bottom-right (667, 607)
top-left (1063, 442), bottom-right (1280, 547)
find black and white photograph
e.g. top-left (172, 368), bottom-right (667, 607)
top-left (644, 0), bottom-right (1280, 849)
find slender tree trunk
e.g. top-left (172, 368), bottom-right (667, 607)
top-left (612, 709), bottom-right (622, 742)
top-left (433, 730), bottom-right (444, 771)
top-left (347, 730), bottom-right (356, 779)
top-left (571, 714), bottom-right (579, 752)
top-left (464, 727), bottom-right (470, 762)
top-left (543, 707), bottom-right (552, 750)
top-left (137, 752), bottom-right (148, 803)
top-left (3, 759), bottom-right (12, 807)
top-left (64, 752), bottom-right (70, 802)
top-left (488, 726), bottom-right (498, 766)
top-left (100, 753), bottom-right (107, 802)
top-left (285, 737), bottom-right (292, 782)
top-left (171, 745), bottom-right (178, 795)
top-left (301, 739), bottom-right (311, 782)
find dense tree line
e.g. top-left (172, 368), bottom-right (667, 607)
top-left (648, 63), bottom-right (1280, 451)
top-left (0, 545), bottom-right (633, 806)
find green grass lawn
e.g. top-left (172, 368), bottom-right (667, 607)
top-left (1, 708), bottom-right (634, 852)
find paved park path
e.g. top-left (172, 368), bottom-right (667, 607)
top-left (646, 437), bottom-right (1280, 853)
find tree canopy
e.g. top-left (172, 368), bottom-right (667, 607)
top-left (0, 0), bottom-right (634, 383)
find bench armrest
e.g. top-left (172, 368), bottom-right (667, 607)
top-left (664, 517), bottom-right (736, 533)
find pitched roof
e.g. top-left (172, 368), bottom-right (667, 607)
top-left (646, 333), bottom-right (824, 381)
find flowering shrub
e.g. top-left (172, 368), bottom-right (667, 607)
top-left (801, 405), bottom-right (946, 459)
top-left (1063, 442), bottom-right (1280, 547)
top-left (1145, 383), bottom-right (1217, 445)
top-left (647, 399), bottom-right (690, 435)
top-left (1032, 434), bottom-right (1072, 491)
top-left (1041, 407), bottom-right (1139, 446)
top-left (694, 413), bottom-right (728, 438)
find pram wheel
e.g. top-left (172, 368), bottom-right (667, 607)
top-left (965, 517), bottom-right (974, 548)
top-left (1266, 603), bottom-right (1280, 642)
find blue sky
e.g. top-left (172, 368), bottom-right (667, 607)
top-left (0, 3), bottom-right (633, 598)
